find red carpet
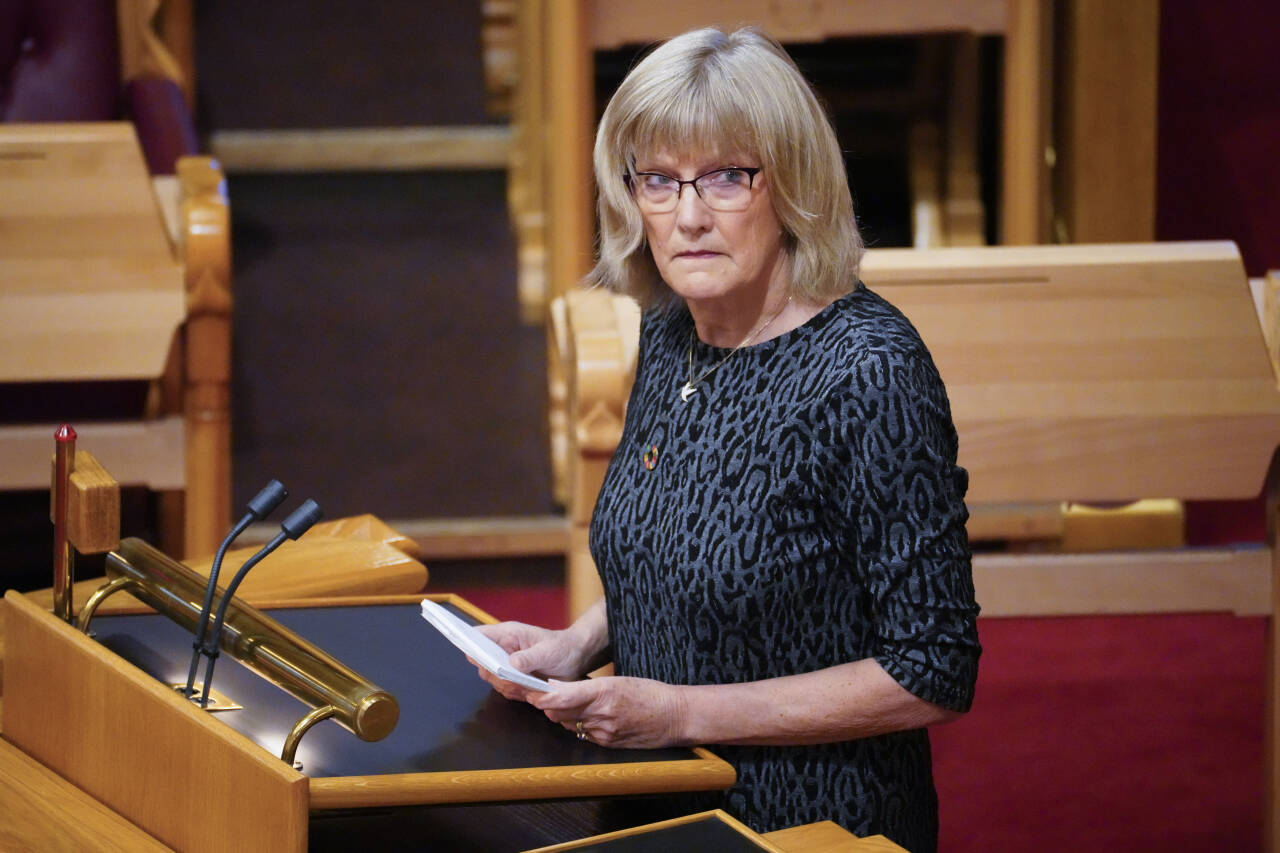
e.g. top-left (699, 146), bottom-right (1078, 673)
top-left (933, 614), bottom-right (1264, 852)
top-left (451, 587), bottom-right (1266, 851)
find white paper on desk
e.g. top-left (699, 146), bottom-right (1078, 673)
top-left (420, 598), bottom-right (554, 692)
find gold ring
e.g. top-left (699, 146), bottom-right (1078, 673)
top-left (576, 720), bottom-right (587, 741)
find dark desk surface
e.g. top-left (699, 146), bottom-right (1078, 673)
top-left (93, 600), bottom-right (705, 779)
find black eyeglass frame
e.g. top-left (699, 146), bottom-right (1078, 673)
top-left (622, 166), bottom-right (763, 207)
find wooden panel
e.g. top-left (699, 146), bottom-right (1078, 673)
top-left (208, 126), bottom-right (512, 173)
top-left (967, 502), bottom-right (1063, 540)
top-left (590, 0), bottom-right (1008, 47)
top-left (1054, 0), bottom-right (1159, 243)
top-left (1060, 499), bottom-right (1184, 552)
top-left (973, 547), bottom-right (1270, 617)
top-left (310, 745), bottom-right (734, 809)
top-left (1000, 0), bottom-right (1053, 243)
top-left (0, 123), bottom-right (184, 382)
top-left (306, 513), bottom-right (423, 559)
top-left (183, 537), bottom-right (428, 598)
top-left (391, 515), bottom-right (568, 560)
top-left (0, 419), bottom-right (185, 491)
top-left (178, 155), bottom-right (233, 557)
top-left (25, 525), bottom-right (430, 617)
top-left (862, 242), bottom-right (1280, 501)
top-left (0, 737), bottom-right (171, 852)
top-left (1, 591), bottom-right (308, 853)
top-left (63, 450), bottom-right (122, 554)
top-left (546, 0), bottom-right (595, 301)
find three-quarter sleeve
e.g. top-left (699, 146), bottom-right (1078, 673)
top-left (835, 343), bottom-right (981, 712)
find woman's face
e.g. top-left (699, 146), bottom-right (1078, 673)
top-left (635, 151), bottom-right (787, 308)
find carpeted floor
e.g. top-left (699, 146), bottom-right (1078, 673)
top-left (449, 582), bottom-right (1267, 852)
top-left (933, 613), bottom-right (1264, 852)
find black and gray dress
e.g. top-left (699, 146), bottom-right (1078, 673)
top-left (589, 283), bottom-right (981, 853)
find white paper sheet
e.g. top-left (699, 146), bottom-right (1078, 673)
top-left (420, 598), bottom-right (554, 692)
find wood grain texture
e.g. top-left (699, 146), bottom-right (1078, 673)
top-left (310, 746), bottom-right (734, 810)
top-left (183, 537), bottom-right (428, 598)
top-left (862, 242), bottom-right (1280, 501)
top-left (545, 0), bottom-right (594, 303)
top-left (208, 126), bottom-right (512, 173)
top-left (117, 0), bottom-right (187, 89)
top-left (1060, 499), bottom-right (1183, 552)
top-left (1, 590), bottom-right (308, 853)
top-left (1054, 0), bottom-right (1159, 243)
top-left (307, 513), bottom-right (423, 559)
top-left (0, 123), bottom-right (184, 382)
top-left (974, 547), bottom-right (1271, 617)
top-left (61, 450), bottom-right (122, 554)
top-left (24, 518), bottom-right (430, 617)
top-left (0, 736), bottom-right (172, 852)
top-left (589, 0), bottom-right (1007, 47)
top-left (177, 155), bottom-right (233, 557)
top-left (0, 418), bottom-right (185, 491)
top-left (390, 515), bottom-right (567, 560)
top-left (1000, 0), bottom-right (1052, 243)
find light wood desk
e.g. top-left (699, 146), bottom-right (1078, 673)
top-left (0, 122), bottom-right (231, 557)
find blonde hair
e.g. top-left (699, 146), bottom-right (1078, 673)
top-left (587, 27), bottom-right (863, 307)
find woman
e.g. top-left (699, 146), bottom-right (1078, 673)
top-left (476, 26), bottom-right (980, 852)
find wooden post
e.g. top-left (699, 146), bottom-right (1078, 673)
top-left (178, 156), bottom-right (232, 558)
top-left (1000, 0), bottom-right (1053, 244)
top-left (511, 0), bottom-right (550, 322)
top-left (545, 0), bottom-right (595, 302)
top-left (1053, 0), bottom-right (1159, 243)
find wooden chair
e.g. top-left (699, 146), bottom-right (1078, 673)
top-left (553, 241), bottom-right (1280, 847)
top-left (0, 1), bottom-right (226, 559)
top-left (0, 125), bottom-right (231, 560)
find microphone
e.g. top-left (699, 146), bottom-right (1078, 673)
top-left (183, 480), bottom-right (288, 700)
top-left (199, 499), bottom-right (323, 707)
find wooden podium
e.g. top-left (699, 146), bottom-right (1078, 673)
top-left (1, 587), bottom-right (733, 852)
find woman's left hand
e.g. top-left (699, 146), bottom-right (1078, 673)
top-left (529, 676), bottom-right (690, 749)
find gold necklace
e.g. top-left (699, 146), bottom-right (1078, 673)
top-left (680, 295), bottom-right (793, 403)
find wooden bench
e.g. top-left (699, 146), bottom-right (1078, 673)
top-left (552, 240), bottom-right (1280, 846)
top-left (0, 123), bottom-right (232, 559)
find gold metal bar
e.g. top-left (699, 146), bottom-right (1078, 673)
top-left (76, 575), bottom-right (136, 633)
top-left (51, 424), bottom-right (77, 622)
top-left (281, 705), bottom-right (337, 767)
top-left (104, 538), bottom-right (399, 743)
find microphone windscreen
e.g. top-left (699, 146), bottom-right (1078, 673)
top-left (280, 499), bottom-right (323, 540)
top-left (246, 480), bottom-right (288, 520)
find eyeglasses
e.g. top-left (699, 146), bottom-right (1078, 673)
top-left (625, 166), bottom-right (762, 213)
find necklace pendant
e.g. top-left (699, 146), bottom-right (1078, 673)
top-left (679, 382), bottom-right (697, 402)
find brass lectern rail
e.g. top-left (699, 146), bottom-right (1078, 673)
top-left (81, 537), bottom-right (399, 756)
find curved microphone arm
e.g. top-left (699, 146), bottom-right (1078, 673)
top-left (199, 499), bottom-right (323, 707)
top-left (183, 480), bottom-right (287, 699)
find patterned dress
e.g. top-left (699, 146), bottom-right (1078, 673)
top-left (589, 283), bottom-right (981, 853)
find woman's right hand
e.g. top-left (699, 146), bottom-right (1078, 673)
top-left (473, 621), bottom-right (590, 702)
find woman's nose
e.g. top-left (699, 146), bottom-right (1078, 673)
top-left (673, 185), bottom-right (713, 231)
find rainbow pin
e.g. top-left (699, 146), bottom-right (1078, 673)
top-left (642, 444), bottom-right (659, 470)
